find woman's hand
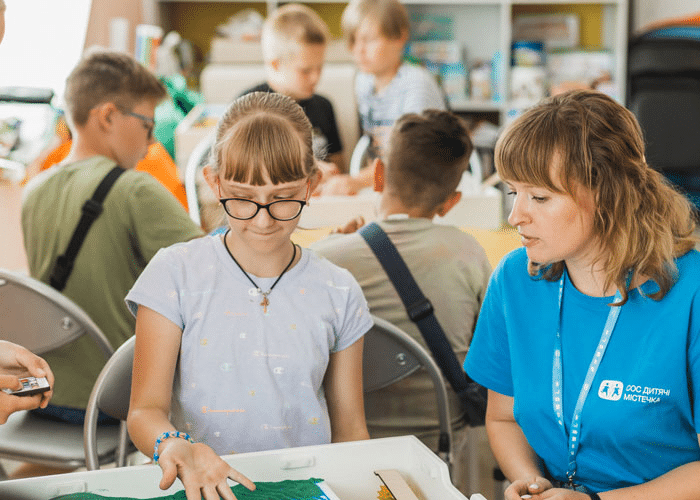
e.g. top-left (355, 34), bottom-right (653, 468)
top-left (0, 340), bottom-right (54, 423)
top-left (157, 440), bottom-right (256, 500)
top-left (504, 476), bottom-right (553, 499)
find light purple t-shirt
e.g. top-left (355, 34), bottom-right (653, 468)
top-left (126, 234), bottom-right (372, 455)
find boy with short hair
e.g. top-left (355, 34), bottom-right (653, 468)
top-left (243, 3), bottom-right (345, 173)
top-left (311, 109), bottom-right (491, 494)
top-left (320, 0), bottom-right (446, 195)
top-left (21, 49), bottom-right (203, 433)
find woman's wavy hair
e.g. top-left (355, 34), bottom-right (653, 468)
top-left (210, 91), bottom-right (319, 185)
top-left (496, 89), bottom-right (697, 303)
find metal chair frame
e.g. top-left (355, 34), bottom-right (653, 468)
top-left (0, 268), bottom-right (122, 478)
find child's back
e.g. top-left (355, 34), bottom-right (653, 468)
top-left (311, 109), bottom-right (491, 495)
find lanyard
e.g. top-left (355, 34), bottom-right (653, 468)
top-left (552, 271), bottom-right (628, 486)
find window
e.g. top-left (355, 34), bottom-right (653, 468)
top-left (0, 0), bottom-right (92, 101)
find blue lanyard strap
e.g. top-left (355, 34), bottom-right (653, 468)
top-left (552, 271), bottom-right (628, 484)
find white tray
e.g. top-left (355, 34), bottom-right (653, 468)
top-left (0, 436), bottom-right (485, 500)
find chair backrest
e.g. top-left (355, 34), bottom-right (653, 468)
top-left (362, 315), bottom-right (452, 465)
top-left (627, 36), bottom-right (700, 173)
top-left (184, 130), bottom-right (216, 228)
top-left (83, 335), bottom-right (135, 470)
top-left (0, 268), bottom-right (113, 358)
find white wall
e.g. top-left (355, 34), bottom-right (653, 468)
top-left (632, 0), bottom-right (700, 34)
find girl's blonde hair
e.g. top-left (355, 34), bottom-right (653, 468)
top-left (496, 89), bottom-right (697, 303)
top-left (210, 92), bottom-right (319, 185)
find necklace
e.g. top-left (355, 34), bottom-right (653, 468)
top-left (222, 230), bottom-right (297, 314)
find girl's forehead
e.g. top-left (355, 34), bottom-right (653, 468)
top-left (219, 176), bottom-right (307, 193)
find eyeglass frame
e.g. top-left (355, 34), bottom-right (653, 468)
top-left (217, 180), bottom-right (310, 221)
top-left (118, 108), bottom-right (155, 139)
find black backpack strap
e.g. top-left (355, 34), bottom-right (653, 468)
top-left (358, 222), bottom-right (471, 395)
top-left (50, 166), bottom-right (126, 291)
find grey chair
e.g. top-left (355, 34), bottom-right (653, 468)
top-left (0, 268), bottom-right (121, 478)
top-left (362, 315), bottom-right (453, 468)
top-left (184, 130), bottom-right (216, 228)
top-left (84, 335), bottom-right (135, 470)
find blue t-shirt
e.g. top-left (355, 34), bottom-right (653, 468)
top-left (465, 247), bottom-right (700, 493)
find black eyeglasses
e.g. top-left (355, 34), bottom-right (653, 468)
top-left (219, 198), bottom-right (307, 221)
top-left (119, 109), bottom-right (155, 139)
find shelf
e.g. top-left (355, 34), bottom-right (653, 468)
top-left (147, 0), bottom-right (629, 125)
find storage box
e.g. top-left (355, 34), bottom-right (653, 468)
top-left (0, 436), bottom-right (484, 500)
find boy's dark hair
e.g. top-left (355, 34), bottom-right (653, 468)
top-left (384, 109), bottom-right (472, 211)
top-left (64, 48), bottom-right (166, 127)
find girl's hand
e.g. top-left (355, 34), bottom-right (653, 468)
top-left (157, 440), bottom-right (256, 500)
top-left (504, 477), bottom-right (553, 500)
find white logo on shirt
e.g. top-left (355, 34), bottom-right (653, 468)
top-left (598, 380), bottom-right (623, 401)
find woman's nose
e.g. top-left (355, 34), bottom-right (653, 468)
top-left (507, 195), bottom-right (529, 227)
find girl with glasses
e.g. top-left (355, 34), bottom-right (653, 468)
top-left (125, 92), bottom-right (372, 500)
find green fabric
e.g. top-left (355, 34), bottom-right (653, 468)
top-left (155, 74), bottom-right (204, 160)
top-left (52, 478), bottom-right (330, 500)
top-left (21, 156), bottom-right (203, 408)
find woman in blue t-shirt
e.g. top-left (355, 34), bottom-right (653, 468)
top-left (465, 89), bottom-right (700, 500)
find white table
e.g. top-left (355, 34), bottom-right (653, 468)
top-left (0, 436), bottom-right (489, 500)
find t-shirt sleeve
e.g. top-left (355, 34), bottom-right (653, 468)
top-left (464, 260), bottom-right (514, 396)
top-left (402, 67), bottom-right (447, 114)
top-left (332, 268), bottom-right (373, 352)
top-left (125, 245), bottom-right (186, 329)
top-left (126, 173), bottom-right (203, 263)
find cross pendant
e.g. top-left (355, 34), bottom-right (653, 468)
top-left (260, 294), bottom-right (270, 314)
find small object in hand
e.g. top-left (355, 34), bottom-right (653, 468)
top-left (3, 376), bottom-right (50, 397)
top-left (521, 495), bottom-right (532, 499)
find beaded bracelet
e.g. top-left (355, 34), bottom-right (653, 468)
top-left (153, 430), bottom-right (194, 465)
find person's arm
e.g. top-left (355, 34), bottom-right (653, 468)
top-left (0, 341), bottom-right (54, 423)
top-left (324, 337), bottom-right (369, 442)
top-left (317, 165), bottom-right (374, 196)
top-left (127, 306), bottom-right (255, 500)
top-left (487, 390), bottom-right (553, 500)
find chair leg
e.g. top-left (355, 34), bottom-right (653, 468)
top-left (467, 427), bottom-right (480, 495)
top-left (115, 421), bottom-right (129, 467)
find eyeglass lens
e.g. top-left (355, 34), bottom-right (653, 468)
top-left (222, 199), bottom-right (304, 221)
